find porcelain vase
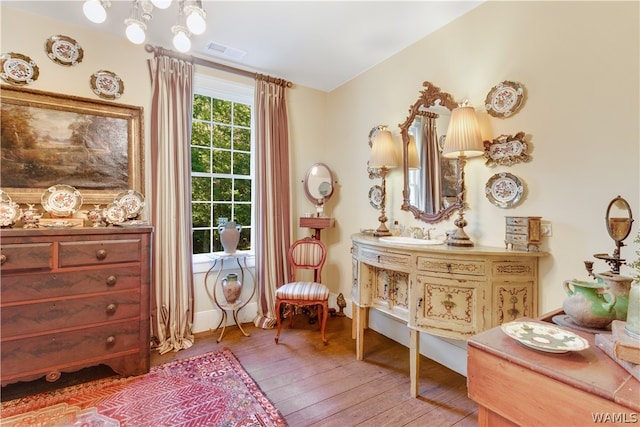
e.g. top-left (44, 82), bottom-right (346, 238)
top-left (562, 279), bottom-right (617, 329)
top-left (221, 273), bottom-right (242, 305)
top-left (219, 221), bottom-right (241, 253)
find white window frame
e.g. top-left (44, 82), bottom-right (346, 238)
top-left (191, 74), bottom-right (255, 272)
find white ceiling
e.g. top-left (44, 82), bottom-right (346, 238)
top-left (3, 1), bottom-right (482, 92)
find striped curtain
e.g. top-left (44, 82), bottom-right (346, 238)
top-left (253, 76), bottom-right (291, 329)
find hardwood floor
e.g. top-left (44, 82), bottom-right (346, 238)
top-left (154, 314), bottom-right (478, 427)
top-left (1, 314), bottom-right (477, 426)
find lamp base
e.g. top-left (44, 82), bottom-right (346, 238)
top-left (447, 227), bottom-right (474, 247)
top-left (373, 223), bottom-right (392, 237)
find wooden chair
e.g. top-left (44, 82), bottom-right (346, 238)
top-left (275, 237), bottom-right (329, 345)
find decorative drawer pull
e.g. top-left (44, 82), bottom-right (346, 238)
top-left (394, 286), bottom-right (398, 295)
top-left (446, 263), bottom-right (452, 273)
top-left (418, 297), bottom-right (423, 308)
top-left (106, 335), bottom-right (116, 345)
top-left (106, 303), bottom-right (117, 314)
top-left (96, 249), bottom-right (107, 260)
top-left (106, 275), bottom-right (117, 286)
top-left (0, 254), bottom-right (6, 265)
top-left (45, 371), bottom-right (61, 382)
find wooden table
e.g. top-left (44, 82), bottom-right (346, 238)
top-left (467, 311), bottom-right (640, 426)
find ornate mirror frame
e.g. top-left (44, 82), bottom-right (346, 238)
top-left (399, 81), bottom-right (459, 223)
top-left (303, 162), bottom-right (335, 206)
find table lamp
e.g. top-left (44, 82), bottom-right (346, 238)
top-left (369, 129), bottom-right (399, 236)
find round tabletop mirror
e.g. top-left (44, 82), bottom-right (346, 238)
top-left (304, 163), bottom-right (334, 205)
top-left (605, 195), bottom-right (633, 242)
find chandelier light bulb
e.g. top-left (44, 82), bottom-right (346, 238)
top-left (150, 0), bottom-right (172, 9)
top-left (185, 8), bottom-right (206, 35)
top-left (173, 28), bottom-right (191, 52)
top-left (83, 0), bottom-right (107, 23)
top-left (125, 20), bottom-right (146, 44)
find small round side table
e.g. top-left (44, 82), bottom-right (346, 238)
top-left (204, 252), bottom-right (256, 342)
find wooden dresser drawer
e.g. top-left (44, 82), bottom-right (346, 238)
top-left (360, 247), bottom-right (411, 270)
top-left (1, 290), bottom-right (141, 338)
top-left (1, 266), bottom-right (141, 303)
top-left (58, 239), bottom-right (142, 267)
top-left (416, 256), bottom-right (486, 276)
top-left (1, 320), bottom-right (141, 379)
top-left (492, 259), bottom-right (536, 278)
top-left (0, 242), bottom-right (53, 273)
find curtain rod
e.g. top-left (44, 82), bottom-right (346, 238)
top-left (145, 44), bottom-right (292, 88)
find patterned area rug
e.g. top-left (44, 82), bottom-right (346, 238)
top-left (1, 348), bottom-right (287, 427)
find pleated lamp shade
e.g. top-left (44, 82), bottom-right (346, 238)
top-left (442, 106), bottom-right (484, 159)
top-left (369, 130), bottom-right (399, 169)
top-left (407, 135), bottom-right (420, 169)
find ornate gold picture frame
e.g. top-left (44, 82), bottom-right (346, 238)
top-left (0, 86), bottom-right (143, 205)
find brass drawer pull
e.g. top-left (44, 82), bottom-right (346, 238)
top-left (106, 335), bottom-right (116, 345)
top-left (106, 303), bottom-right (117, 314)
top-left (106, 275), bottom-right (117, 286)
top-left (96, 249), bottom-right (107, 260)
top-left (0, 254), bottom-right (6, 265)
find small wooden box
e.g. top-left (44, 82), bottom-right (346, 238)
top-left (300, 216), bottom-right (334, 230)
top-left (505, 216), bottom-right (541, 251)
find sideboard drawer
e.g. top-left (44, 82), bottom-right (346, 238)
top-left (1, 320), bottom-right (141, 379)
top-left (0, 243), bottom-right (53, 272)
top-left (360, 247), bottom-right (411, 270)
top-left (416, 256), bottom-right (486, 276)
top-left (1, 290), bottom-right (141, 338)
top-left (58, 239), bottom-right (141, 267)
top-left (1, 266), bottom-right (141, 303)
top-left (492, 259), bottom-right (536, 278)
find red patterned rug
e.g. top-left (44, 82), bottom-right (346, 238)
top-left (1, 348), bottom-right (287, 426)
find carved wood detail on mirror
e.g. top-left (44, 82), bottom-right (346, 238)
top-left (399, 81), bottom-right (461, 223)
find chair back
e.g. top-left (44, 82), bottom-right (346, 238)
top-left (288, 237), bottom-right (326, 283)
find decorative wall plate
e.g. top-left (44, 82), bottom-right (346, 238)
top-left (501, 321), bottom-right (589, 353)
top-left (90, 70), bottom-right (124, 99)
top-left (114, 189), bottom-right (145, 219)
top-left (484, 81), bottom-right (525, 118)
top-left (45, 34), bottom-right (84, 66)
top-left (0, 201), bottom-right (20, 227)
top-left (0, 52), bottom-right (39, 86)
top-left (369, 185), bottom-right (383, 210)
top-left (485, 172), bottom-right (524, 208)
top-left (0, 189), bottom-right (12, 203)
top-left (104, 203), bottom-right (127, 225)
top-left (483, 132), bottom-right (531, 167)
top-left (41, 184), bottom-right (83, 217)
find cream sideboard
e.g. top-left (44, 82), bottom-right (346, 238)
top-left (0, 226), bottom-right (153, 386)
top-left (350, 233), bottom-right (548, 397)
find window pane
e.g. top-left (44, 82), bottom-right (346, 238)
top-left (238, 228), bottom-right (251, 251)
top-left (212, 150), bottom-right (231, 174)
top-left (213, 99), bottom-right (232, 123)
top-left (191, 147), bottom-right (210, 173)
top-left (192, 177), bottom-right (211, 201)
top-left (213, 203), bottom-right (232, 225)
top-left (192, 202), bottom-right (211, 227)
top-left (233, 152), bottom-right (250, 176)
top-left (193, 229), bottom-right (211, 254)
top-left (234, 127), bottom-right (251, 151)
top-left (191, 121), bottom-right (211, 147)
top-left (214, 177), bottom-right (232, 201)
top-left (235, 204), bottom-right (251, 226)
top-left (213, 124), bottom-right (231, 149)
top-left (193, 95), bottom-right (211, 121)
top-left (234, 103), bottom-right (251, 127)
top-left (235, 179), bottom-right (251, 202)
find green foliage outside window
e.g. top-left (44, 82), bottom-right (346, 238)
top-left (191, 94), bottom-right (252, 254)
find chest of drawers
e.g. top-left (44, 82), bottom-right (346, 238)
top-left (505, 216), bottom-right (542, 251)
top-left (0, 226), bottom-right (153, 386)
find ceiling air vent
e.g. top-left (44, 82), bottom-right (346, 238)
top-left (205, 42), bottom-right (247, 61)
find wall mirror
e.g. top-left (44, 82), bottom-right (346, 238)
top-left (304, 163), bottom-right (335, 206)
top-left (399, 81), bottom-right (460, 223)
top-left (593, 195), bottom-right (634, 274)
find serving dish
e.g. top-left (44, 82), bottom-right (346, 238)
top-left (41, 184), bottom-right (83, 217)
top-left (501, 321), bottom-right (589, 353)
top-left (483, 132), bottom-right (531, 167)
top-left (0, 201), bottom-right (21, 228)
top-left (90, 70), bottom-right (124, 100)
top-left (114, 220), bottom-right (148, 227)
top-left (114, 189), bottom-right (145, 219)
top-left (484, 81), bottom-right (525, 118)
top-left (485, 172), bottom-right (524, 208)
top-left (45, 34), bottom-right (83, 66)
top-left (39, 220), bottom-right (80, 229)
top-left (104, 203), bottom-right (127, 225)
top-left (1, 52), bottom-right (39, 86)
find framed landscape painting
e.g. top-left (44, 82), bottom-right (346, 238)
top-left (0, 86), bottom-right (143, 205)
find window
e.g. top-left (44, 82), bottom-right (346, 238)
top-left (191, 76), bottom-right (254, 256)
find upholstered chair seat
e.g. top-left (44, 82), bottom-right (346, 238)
top-left (275, 237), bottom-right (329, 345)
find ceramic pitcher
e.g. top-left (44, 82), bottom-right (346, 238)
top-left (562, 279), bottom-right (616, 329)
top-left (219, 220), bottom-right (241, 253)
top-left (596, 271), bottom-right (633, 321)
top-left (221, 273), bottom-right (242, 305)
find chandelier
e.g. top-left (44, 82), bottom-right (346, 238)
top-left (82, 0), bottom-right (207, 53)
